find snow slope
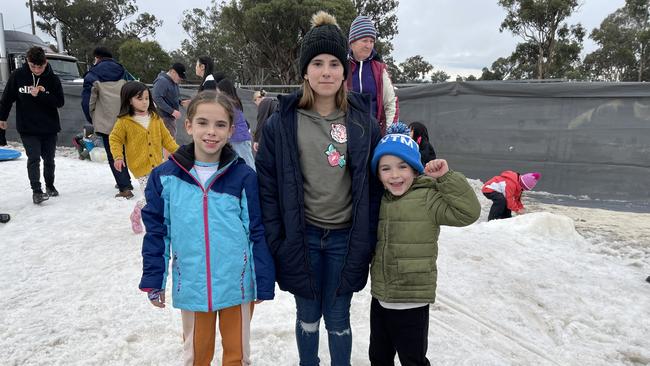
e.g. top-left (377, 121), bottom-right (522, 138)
top-left (1, 146), bottom-right (649, 365)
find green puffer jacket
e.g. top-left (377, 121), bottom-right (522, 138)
top-left (371, 171), bottom-right (480, 303)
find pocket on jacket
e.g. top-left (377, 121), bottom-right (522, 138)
top-left (397, 258), bottom-right (433, 273)
top-left (396, 258), bottom-right (436, 287)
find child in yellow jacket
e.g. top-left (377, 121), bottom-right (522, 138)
top-left (109, 81), bottom-right (179, 233)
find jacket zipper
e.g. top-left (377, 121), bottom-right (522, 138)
top-left (170, 155), bottom-right (228, 312)
top-left (358, 61), bottom-right (364, 94)
top-left (337, 116), bottom-right (370, 295)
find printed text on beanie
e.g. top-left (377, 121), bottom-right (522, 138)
top-left (371, 133), bottom-right (424, 175)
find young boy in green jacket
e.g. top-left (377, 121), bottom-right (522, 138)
top-left (369, 123), bottom-right (481, 366)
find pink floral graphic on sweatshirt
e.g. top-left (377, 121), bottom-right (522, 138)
top-left (324, 144), bottom-right (346, 168)
top-left (330, 123), bottom-right (347, 143)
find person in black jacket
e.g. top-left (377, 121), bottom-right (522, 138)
top-left (252, 96), bottom-right (278, 153)
top-left (0, 47), bottom-right (64, 204)
top-left (194, 55), bottom-right (218, 91)
top-left (255, 11), bottom-right (382, 366)
top-left (409, 121), bottom-right (436, 166)
top-left (81, 46), bottom-right (134, 199)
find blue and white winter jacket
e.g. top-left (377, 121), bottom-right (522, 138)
top-left (139, 144), bottom-right (275, 312)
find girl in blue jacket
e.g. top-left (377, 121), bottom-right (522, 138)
top-left (139, 91), bottom-right (275, 365)
top-left (255, 11), bottom-right (382, 366)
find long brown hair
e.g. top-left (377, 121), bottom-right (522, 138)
top-left (298, 79), bottom-right (348, 112)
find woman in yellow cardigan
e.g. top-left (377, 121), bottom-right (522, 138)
top-left (110, 81), bottom-right (179, 233)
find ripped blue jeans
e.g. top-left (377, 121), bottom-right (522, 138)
top-left (294, 224), bottom-right (353, 366)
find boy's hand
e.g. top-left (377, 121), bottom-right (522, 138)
top-left (516, 209), bottom-right (526, 215)
top-left (424, 159), bottom-right (449, 179)
top-left (148, 289), bottom-right (166, 308)
top-left (114, 159), bottom-right (125, 172)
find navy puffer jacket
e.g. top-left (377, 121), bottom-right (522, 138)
top-left (255, 91), bottom-right (383, 299)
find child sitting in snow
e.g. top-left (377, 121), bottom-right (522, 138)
top-left (481, 170), bottom-right (541, 221)
top-left (368, 123), bottom-right (480, 365)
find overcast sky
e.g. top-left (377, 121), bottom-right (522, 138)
top-left (2, 0), bottom-right (626, 78)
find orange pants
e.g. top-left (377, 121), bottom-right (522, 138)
top-left (181, 303), bottom-right (254, 366)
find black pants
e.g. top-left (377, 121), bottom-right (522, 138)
top-left (0, 128), bottom-right (6, 146)
top-left (369, 298), bottom-right (431, 366)
top-left (21, 133), bottom-right (57, 192)
top-left (97, 132), bottom-right (132, 191)
top-left (484, 191), bottom-right (511, 221)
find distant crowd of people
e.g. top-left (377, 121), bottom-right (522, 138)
top-left (0, 11), bottom-right (562, 366)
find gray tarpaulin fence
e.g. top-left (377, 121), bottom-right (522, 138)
top-left (395, 81), bottom-right (650, 205)
top-left (2, 81), bottom-right (648, 206)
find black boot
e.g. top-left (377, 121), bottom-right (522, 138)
top-left (33, 190), bottom-right (50, 204)
top-left (0, 213), bottom-right (9, 223)
top-left (646, 276), bottom-right (650, 284)
top-left (46, 186), bottom-right (59, 197)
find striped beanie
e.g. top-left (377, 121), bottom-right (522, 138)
top-left (348, 15), bottom-right (376, 44)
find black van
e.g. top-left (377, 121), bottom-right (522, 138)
top-left (4, 30), bottom-right (83, 82)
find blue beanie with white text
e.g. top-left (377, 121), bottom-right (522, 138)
top-left (371, 123), bottom-right (424, 175)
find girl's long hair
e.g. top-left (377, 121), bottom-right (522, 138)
top-left (409, 121), bottom-right (431, 145)
top-left (216, 79), bottom-right (243, 110)
top-left (298, 79), bottom-right (348, 112)
top-left (118, 81), bottom-right (157, 117)
top-left (186, 91), bottom-right (235, 127)
top-left (197, 55), bottom-right (214, 82)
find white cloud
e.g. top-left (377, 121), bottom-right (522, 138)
top-left (0, 0), bottom-right (627, 78)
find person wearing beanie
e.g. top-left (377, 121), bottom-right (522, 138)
top-left (255, 10), bottom-right (383, 366)
top-left (369, 123), bottom-right (480, 365)
top-left (482, 170), bottom-right (541, 221)
top-left (347, 15), bottom-right (399, 134)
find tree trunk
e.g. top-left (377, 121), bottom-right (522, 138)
top-left (638, 44), bottom-right (645, 82)
top-left (537, 44), bottom-right (545, 79)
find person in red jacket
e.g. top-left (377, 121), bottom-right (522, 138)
top-left (482, 171), bottom-right (541, 221)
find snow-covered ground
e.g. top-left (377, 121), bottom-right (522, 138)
top-left (1, 144), bottom-right (649, 366)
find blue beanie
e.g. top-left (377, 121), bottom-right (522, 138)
top-left (371, 123), bottom-right (424, 175)
top-left (349, 16), bottom-right (377, 44)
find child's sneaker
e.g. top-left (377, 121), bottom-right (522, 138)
top-left (130, 205), bottom-right (144, 234)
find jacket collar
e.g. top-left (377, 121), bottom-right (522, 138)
top-left (172, 142), bottom-right (239, 171)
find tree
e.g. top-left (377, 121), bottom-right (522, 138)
top-left (498, 0), bottom-right (581, 79)
top-left (430, 70), bottom-right (450, 83)
top-left (32, 0), bottom-right (161, 65)
top-left (480, 57), bottom-right (516, 80)
top-left (118, 39), bottom-right (171, 83)
top-left (585, 0), bottom-right (650, 81)
top-left (180, 0), bottom-right (356, 85)
top-left (399, 55), bottom-right (432, 82)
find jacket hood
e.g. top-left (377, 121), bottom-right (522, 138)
top-left (172, 143), bottom-right (239, 172)
top-left (89, 58), bottom-right (125, 80)
top-left (154, 71), bottom-right (173, 84)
